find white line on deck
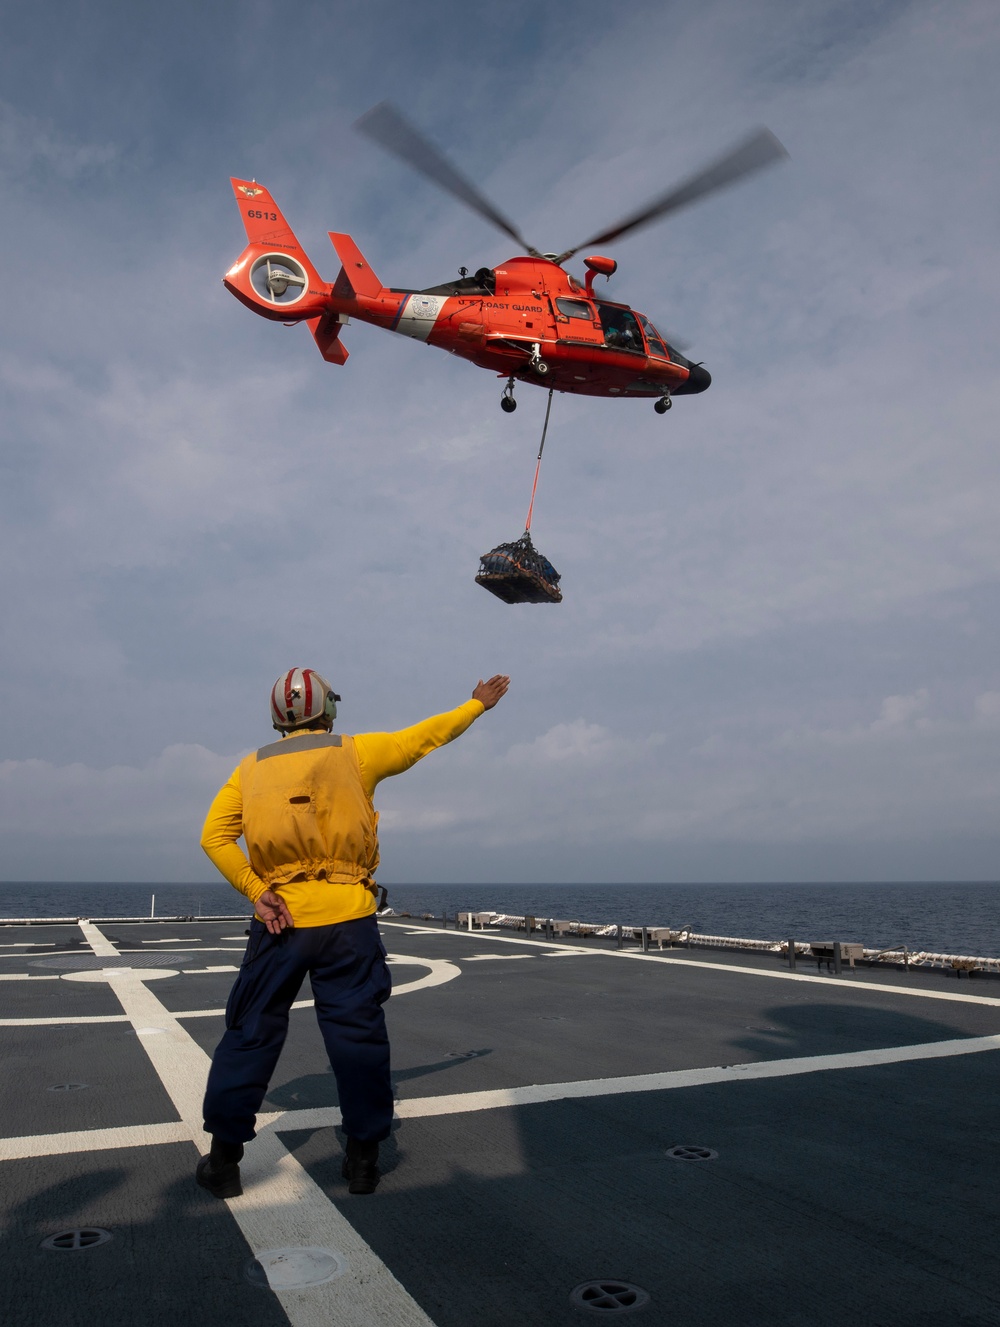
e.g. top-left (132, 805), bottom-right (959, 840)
top-left (460, 954), bottom-right (535, 962)
top-left (379, 921), bottom-right (1000, 1007)
top-left (0, 949), bottom-right (96, 957)
top-left (73, 920), bottom-right (436, 1327)
top-left (0, 1120), bottom-right (191, 1159)
top-left (0, 1013), bottom-right (130, 1026)
top-left (8, 1030), bottom-right (1000, 1162)
top-left (165, 955), bottom-right (459, 1015)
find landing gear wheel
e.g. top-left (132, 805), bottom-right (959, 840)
top-left (501, 396), bottom-right (517, 413)
top-left (654, 395), bottom-right (672, 414)
top-left (534, 359), bottom-right (550, 376)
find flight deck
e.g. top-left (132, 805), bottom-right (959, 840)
top-left (3, 915), bottom-right (1000, 1326)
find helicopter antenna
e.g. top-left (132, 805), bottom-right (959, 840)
top-left (554, 128), bottom-right (788, 264)
top-left (354, 102), bottom-right (542, 258)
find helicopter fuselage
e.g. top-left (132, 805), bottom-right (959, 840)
top-left (223, 180), bottom-right (711, 402)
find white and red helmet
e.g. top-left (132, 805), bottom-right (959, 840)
top-left (269, 668), bottom-right (340, 732)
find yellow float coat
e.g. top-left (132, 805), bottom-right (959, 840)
top-left (201, 699), bottom-right (484, 926)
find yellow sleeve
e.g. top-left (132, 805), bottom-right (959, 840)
top-left (199, 766), bottom-right (268, 905)
top-left (354, 698), bottom-right (485, 796)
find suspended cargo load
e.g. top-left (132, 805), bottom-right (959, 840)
top-left (476, 532), bottom-right (562, 604)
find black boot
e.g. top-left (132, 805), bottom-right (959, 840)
top-left (341, 1138), bottom-right (380, 1195)
top-left (196, 1137), bottom-right (244, 1199)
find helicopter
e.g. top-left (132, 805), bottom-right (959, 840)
top-left (223, 103), bottom-right (787, 414)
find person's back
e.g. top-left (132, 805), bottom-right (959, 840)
top-left (196, 667), bottom-right (510, 1198)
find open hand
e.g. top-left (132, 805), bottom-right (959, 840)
top-left (473, 674), bottom-right (510, 710)
top-left (255, 889), bottom-right (294, 934)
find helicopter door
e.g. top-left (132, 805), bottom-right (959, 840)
top-left (597, 305), bottom-right (644, 353)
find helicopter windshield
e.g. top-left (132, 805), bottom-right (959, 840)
top-left (597, 304), bottom-right (643, 352)
top-left (635, 315), bottom-right (693, 366)
top-left (637, 314), bottom-right (669, 359)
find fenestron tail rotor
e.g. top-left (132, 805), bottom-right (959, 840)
top-left (249, 254), bottom-right (309, 306)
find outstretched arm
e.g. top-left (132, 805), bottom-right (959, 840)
top-left (355, 676), bottom-right (510, 794)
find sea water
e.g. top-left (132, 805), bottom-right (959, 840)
top-left (1, 880), bottom-right (998, 958)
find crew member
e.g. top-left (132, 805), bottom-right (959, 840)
top-left (197, 667), bottom-right (510, 1198)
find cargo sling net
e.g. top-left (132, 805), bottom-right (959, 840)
top-left (476, 390), bottom-right (562, 604)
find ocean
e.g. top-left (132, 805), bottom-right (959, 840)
top-left (1, 880), bottom-right (999, 958)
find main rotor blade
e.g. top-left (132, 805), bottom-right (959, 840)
top-left (354, 101), bottom-right (540, 257)
top-left (555, 128), bottom-right (788, 264)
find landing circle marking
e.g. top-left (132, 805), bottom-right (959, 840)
top-left (386, 955), bottom-right (460, 995)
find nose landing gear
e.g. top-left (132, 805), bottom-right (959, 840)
top-left (501, 376), bottom-right (517, 412)
top-left (654, 393), bottom-right (672, 414)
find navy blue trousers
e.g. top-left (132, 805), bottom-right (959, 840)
top-left (202, 913), bottom-right (393, 1145)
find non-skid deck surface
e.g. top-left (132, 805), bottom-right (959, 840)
top-left (3, 917), bottom-right (1000, 1326)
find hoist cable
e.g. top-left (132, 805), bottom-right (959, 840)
top-left (524, 388), bottom-right (554, 534)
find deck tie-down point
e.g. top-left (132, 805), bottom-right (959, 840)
top-left (570, 1280), bottom-right (650, 1313)
top-left (665, 1144), bottom-right (718, 1161)
top-left (41, 1228), bottom-right (113, 1251)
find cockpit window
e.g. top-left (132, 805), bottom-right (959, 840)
top-left (638, 314), bottom-right (669, 359)
top-left (598, 304), bottom-right (644, 352)
top-left (556, 297), bottom-right (593, 320)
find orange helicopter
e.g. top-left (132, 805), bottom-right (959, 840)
top-left (223, 103), bottom-right (787, 414)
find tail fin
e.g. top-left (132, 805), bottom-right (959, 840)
top-left (307, 313), bottom-right (349, 365)
top-left (231, 178), bottom-right (309, 253)
top-left (224, 178), bottom-right (329, 321)
top-left (328, 232), bottom-right (382, 298)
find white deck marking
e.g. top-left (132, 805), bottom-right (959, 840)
top-left (261, 1031), bottom-right (1000, 1127)
top-left (142, 937), bottom-right (203, 943)
top-left (62, 967), bottom-right (180, 982)
top-left (174, 999), bottom-right (318, 1019)
top-left (74, 920), bottom-right (436, 1327)
top-left (387, 956), bottom-right (460, 994)
top-left (0, 1121), bottom-right (191, 1160)
top-left (13, 1029), bottom-right (1000, 1161)
top-left (379, 921), bottom-right (1000, 1006)
top-left (460, 954), bottom-right (535, 962)
top-left (0, 974), bottom-right (62, 982)
top-left (0, 949), bottom-right (96, 957)
top-left (0, 1013), bottom-right (130, 1026)
top-left (169, 956), bottom-right (459, 1015)
top-left (80, 921), bottom-right (118, 956)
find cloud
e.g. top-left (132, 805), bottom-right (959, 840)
top-left (0, 745), bottom-right (241, 839)
top-left (2, 0), bottom-right (1000, 880)
top-left (0, 99), bottom-right (117, 181)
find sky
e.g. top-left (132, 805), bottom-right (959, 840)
top-left (1, 0), bottom-right (999, 884)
